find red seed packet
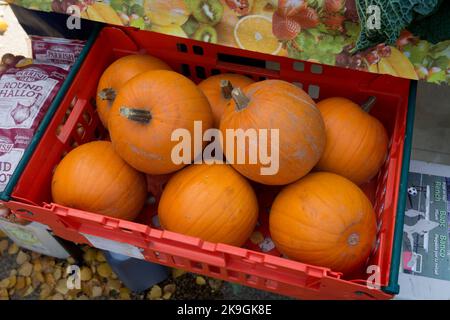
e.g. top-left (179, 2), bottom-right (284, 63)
top-left (0, 64), bottom-right (68, 191)
top-left (31, 35), bottom-right (86, 68)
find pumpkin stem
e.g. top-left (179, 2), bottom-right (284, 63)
top-left (120, 107), bottom-right (152, 124)
top-left (361, 96), bottom-right (377, 113)
top-left (98, 88), bottom-right (117, 103)
top-left (220, 80), bottom-right (233, 99)
top-left (231, 88), bottom-right (250, 111)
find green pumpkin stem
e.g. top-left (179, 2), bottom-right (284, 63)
top-left (98, 88), bottom-right (117, 103)
top-left (120, 107), bottom-right (152, 124)
top-left (231, 88), bottom-right (250, 111)
top-left (220, 80), bottom-right (234, 100)
top-left (362, 96), bottom-right (377, 113)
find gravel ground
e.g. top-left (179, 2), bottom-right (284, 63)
top-left (0, 234), bottom-right (289, 300)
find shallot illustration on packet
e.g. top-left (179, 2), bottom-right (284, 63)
top-left (10, 97), bottom-right (37, 125)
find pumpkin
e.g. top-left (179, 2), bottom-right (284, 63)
top-left (198, 73), bottom-right (254, 127)
top-left (108, 70), bottom-right (213, 175)
top-left (158, 163), bottom-right (258, 246)
top-left (219, 80), bottom-right (326, 185)
top-left (51, 141), bottom-right (147, 221)
top-left (269, 172), bottom-right (377, 275)
top-left (315, 97), bottom-right (389, 185)
top-left (96, 54), bottom-right (171, 129)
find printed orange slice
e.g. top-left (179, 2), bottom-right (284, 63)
top-left (234, 15), bottom-right (282, 55)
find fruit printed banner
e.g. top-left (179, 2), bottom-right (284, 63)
top-left (8, 0), bottom-right (450, 85)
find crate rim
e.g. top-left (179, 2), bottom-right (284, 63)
top-left (0, 24), bottom-right (101, 202)
top-left (6, 25), bottom-right (417, 299)
top-left (382, 80), bottom-right (417, 295)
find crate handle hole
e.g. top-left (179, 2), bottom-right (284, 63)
top-left (56, 124), bottom-right (63, 137)
top-left (192, 262), bottom-right (203, 271)
top-left (217, 53), bottom-right (266, 69)
top-left (195, 66), bottom-right (206, 79)
top-left (176, 43), bottom-right (188, 53)
top-left (60, 95), bottom-right (78, 126)
top-left (180, 64), bottom-right (191, 77)
top-left (193, 45), bottom-right (204, 55)
top-left (266, 61), bottom-right (280, 71)
top-left (82, 111), bottom-right (92, 125)
top-left (293, 61), bottom-right (304, 72)
top-left (208, 265), bottom-right (221, 275)
top-left (69, 95), bottom-right (78, 109)
top-left (310, 64), bottom-right (323, 74)
top-left (308, 85), bottom-right (320, 99)
top-left (76, 123), bottom-right (85, 139)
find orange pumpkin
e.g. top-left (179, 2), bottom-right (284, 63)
top-left (108, 70), bottom-right (213, 175)
top-left (269, 172), bottom-right (377, 275)
top-left (198, 73), bottom-right (254, 127)
top-left (158, 163), bottom-right (258, 246)
top-left (219, 80), bottom-right (326, 185)
top-left (96, 54), bottom-right (171, 129)
top-left (51, 141), bottom-right (147, 221)
top-left (316, 97), bottom-right (389, 185)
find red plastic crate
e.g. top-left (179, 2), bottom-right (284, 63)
top-left (5, 26), bottom-right (413, 299)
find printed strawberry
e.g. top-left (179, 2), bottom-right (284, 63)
top-left (293, 6), bottom-right (319, 29)
top-left (324, 0), bottom-right (344, 14)
top-left (277, 0), bottom-right (306, 17)
top-left (272, 11), bottom-right (301, 41)
top-left (224, 0), bottom-right (253, 16)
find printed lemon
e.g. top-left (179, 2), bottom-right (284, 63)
top-left (234, 15), bottom-right (282, 55)
top-left (367, 46), bottom-right (418, 80)
top-left (144, 0), bottom-right (191, 26)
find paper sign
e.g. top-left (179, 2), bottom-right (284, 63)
top-left (81, 233), bottom-right (145, 260)
top-left (0, 219), bottom-right (70, 259)
top-left (396, 160), bottom-right (450, 300)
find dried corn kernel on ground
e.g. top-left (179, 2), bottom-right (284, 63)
top-left (0, 234), bottom-right (286, 300)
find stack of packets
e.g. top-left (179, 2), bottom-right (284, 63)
top-left (0, 36), bottom-right (85, 193)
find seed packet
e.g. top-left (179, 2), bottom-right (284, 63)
top-left (0, 63), bottom-right (68, 191)
top-left (30, 35), bottom-right (85, 69)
